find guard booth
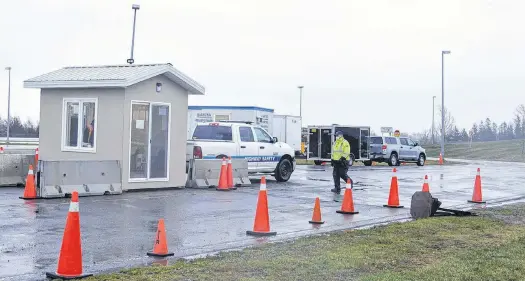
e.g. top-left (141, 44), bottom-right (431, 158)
top-left (307, 125), bottom-right (371, 166)
top-left (23, 63), bottom-right (205, 197)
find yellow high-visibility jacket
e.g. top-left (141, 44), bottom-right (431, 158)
top-left (332, 137), bottom-right (350, 161)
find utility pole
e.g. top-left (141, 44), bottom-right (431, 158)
top-left (127, 4), bottom-right (140, 64)
top-left (5, 66), bottom-right (11, 145)
top-left (298, 86), bottom-right (303, 117)
top-left (432, 95), bottom-right (436, 144)
top-left (441, 50), bottom-right (451, 159)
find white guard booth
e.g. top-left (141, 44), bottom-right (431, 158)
top-left (23, 63), bottom-right (205, 197)
top-left (187, 106), bottom-right (274, 138)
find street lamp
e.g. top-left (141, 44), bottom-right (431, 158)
top-left (127, 4), bottom-right (140, 64)
top-left (298, 86), bottom-right (303, 117)
top-left (5, 67), bottom-right (11, 145)
top-left (432, 95), bottom-right (436, 144)
top-left (441, 50), bottom-right (451, 159)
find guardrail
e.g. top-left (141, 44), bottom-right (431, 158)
top-left (0, 137), bottom-right (39, 145)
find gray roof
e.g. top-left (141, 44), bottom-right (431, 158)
top-left (23, 63), bottom-right (205, 95)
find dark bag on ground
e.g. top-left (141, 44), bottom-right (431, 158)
top-left (410, 191), bottom-right (475, 219)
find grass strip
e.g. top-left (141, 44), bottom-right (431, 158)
top-left (81, 204), bottom-right (525, 281)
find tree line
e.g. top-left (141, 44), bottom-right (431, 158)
top-left (413, 104), bottom-right (525, 144)
top-left (0, 116), bottom-right (39, 138)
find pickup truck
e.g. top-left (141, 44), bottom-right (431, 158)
top-left (186, 121), bottom-right (297, 182)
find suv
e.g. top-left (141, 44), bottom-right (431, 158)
top-left (365, 136), bottom-right (426, 166)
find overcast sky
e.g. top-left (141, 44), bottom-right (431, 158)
top-left (1, 0), bottom-right (524, 134)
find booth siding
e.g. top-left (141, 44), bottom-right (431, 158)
top-left (23, 63), bottom-right (205, 195)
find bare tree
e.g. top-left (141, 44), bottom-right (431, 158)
top-left (436, 106), bottom-right (456, 138)
top-left (516, 104), bottom-right (525, 119)
top-left (411, 129), bottom-right (432, 145)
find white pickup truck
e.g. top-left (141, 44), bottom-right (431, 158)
top-left (186, 121), bottom-right (297, 182)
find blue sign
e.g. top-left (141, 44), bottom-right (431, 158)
top-left (203, 155), bottom-right (281, 162)
top-left (242, 156), bottom-right (281, 162)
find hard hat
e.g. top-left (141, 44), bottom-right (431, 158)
top-left (335, 131), bottom-right (344, 136)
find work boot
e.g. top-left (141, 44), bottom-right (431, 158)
top-left (331, 188), bottom-right (341, 194)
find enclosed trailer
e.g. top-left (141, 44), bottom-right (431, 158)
top-left (187, 106), bottom-right (274, 139)
top-left (307, 125), bottom-right (371, 166)
top-left (272, 115), bottom-right (302, 155)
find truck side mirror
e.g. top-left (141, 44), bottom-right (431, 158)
top-left (272, 137), bottom-right (278, 143)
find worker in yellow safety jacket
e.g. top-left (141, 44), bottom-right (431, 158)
top-left (331, 131), bottom-right (353, 193)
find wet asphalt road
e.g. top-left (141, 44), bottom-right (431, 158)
top-left (1, 161), bottom-right (525, 281)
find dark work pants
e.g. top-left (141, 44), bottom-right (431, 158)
top-left (333, 164), bottom-right (352, 190)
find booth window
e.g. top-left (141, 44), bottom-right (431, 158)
top-left (62, 98), bottom-right (97, 152)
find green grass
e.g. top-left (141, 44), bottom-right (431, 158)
top-left (423, 139), bottom-right (525, 162)
top-left (80, 204), bottom-right (525, 281)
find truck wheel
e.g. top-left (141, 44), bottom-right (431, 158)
top-left (388, 153), bottom-right (398, 166)
top-left (364, 160), bottom-right (372, 166)
top-left (314, 160), bottom-right (322, 166)
top-left (275, 158), bottom-right (293, 182)
top-left (417, 153), bottom-right (426, 166)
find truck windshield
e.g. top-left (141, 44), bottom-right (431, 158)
top-left (192, 125), bottom-right (233, 141)
top-left (370, 137), bottom-right (384, 144)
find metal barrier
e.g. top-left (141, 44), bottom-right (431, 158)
top-left (39, 160), bottom-right (123, 198)
top-left (0, 153), bottom-right (34, 186)
top-left (186, 159), bottom-right (251, 188)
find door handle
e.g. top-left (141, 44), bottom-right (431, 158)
top-left (241, 146), bottom-right (246, 148)
top-left (260, 146), bottom-right (265, 149)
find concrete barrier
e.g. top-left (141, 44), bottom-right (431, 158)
top-left (39, 160), bottom-right (123, 198)
top-left (186, 159), bottom-right (251, 188)
top-left (0, 153), bottom-right (35, 186)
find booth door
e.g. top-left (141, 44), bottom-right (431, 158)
top-left (129, 102), bottom-right (171, 181)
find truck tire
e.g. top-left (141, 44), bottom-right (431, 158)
top-left (274, 158), bottom-right (293, 182)
top-left (417, 153), bottom-right (426, 166)
top-left (364, 160), bottom-right (372, 166)
top-left (314, 160), bottom-right (323, 166)
top-left (388, 153), bottom-right (398, 166)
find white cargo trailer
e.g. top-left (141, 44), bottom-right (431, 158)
top-left (187, 106), bottom-right (274, 139)
top-left (272, 115), bottom-right (302, 155)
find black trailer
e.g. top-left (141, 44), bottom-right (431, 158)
top-left (306, 125), bottom-right (371, 166)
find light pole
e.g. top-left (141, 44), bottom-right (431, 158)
top-left (441, 50), bottom-right (451, 159)
top-left (432, 95), bottom-right (436, 144)
top-left (127, 4), bottom-right (140, 64)
top-left (5, 67), bottom-right (11, 145)
top-left (298, 86), bottom-right (303, 117)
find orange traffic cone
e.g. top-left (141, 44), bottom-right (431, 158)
top-left (247, 176), bottom-right (277, 236)
top-left (309, 197), bottom-right (325, 224)
top-left (147, 219), bottom-right (175, 257)
top-left (216, 157), bottom-right (233, 191)
top-left (439, 153), bottom-right (444, 165)
top-left (226, 156), bottom-right (237, 190)
top-left (422, 175), bottom-right (430, 192)
top-left (336, 179), bottom-right (359, 214)
top-left (46, 191), bottom-right (92, 279)
top-left (468, 168), bottom-right (486, 203)
top-left (34, 147), bottom-right (39, 164)
top-left (19, 165), bottom-right (38, 200)
top-left (34, 148), bottom-right (39, 180)
top-left (383, 168), bottom-right (404, 208)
